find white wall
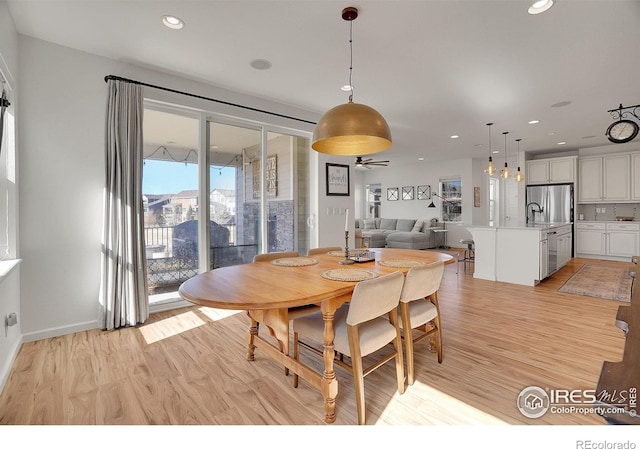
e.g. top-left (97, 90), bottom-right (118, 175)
top-left (17, 36), bottom-right (319, 342)
top-left (315, 154), bottom-right (355, 249)
top-left (0, 0), bottom-right (21, 392)
top-left (361, 157), bottom-right (485, 246)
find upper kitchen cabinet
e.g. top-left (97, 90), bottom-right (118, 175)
top-left (632, 153), bottom-right (640, 201)
top-left (578, 153), bottom-right (631, 203)
top-left (526, 156), bottom-right (576, 185)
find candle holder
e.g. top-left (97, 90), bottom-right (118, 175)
top-left (339, 230), bottom-right (355, 265)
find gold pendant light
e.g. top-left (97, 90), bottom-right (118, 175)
top-left (312, 7), bottom-right (392, 156)
top-left (500, 131), bottom-right (511, 179)
top-left (514, 138), bottom-right (525, 182)
top-left (485, 122), bottom-right (496, 176)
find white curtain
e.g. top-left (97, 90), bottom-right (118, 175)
top-left (101, 79), bottom-right (148, 330)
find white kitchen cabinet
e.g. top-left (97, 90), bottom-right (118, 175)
top-left (578, 154), bottom-right (630, 202)
top-left (576, 222), bottom-right (606, 255)
top-left (539, 238), bottom-right (548, 280)
top-left (526, 156), bottom-right (575, 185)
top-left (576, 222), bottom-right (639, 260)
top-left (632, 153), bottom-right (640, 201)
top-left (604, 155), bottom-right (631, 201)
top-left (607, 223), bottom-right (640, 258)
top-left (557, 230), bottom-right (573, 268)
top-left (578, 158), bottom-right (603, 202)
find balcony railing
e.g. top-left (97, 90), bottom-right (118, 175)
top-left (144, 224), bottom-right (253, 294)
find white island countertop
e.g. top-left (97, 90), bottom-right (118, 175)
top-left (469, 221), bottom-right (572, 230)
top-left (467, 222), bottom-right (572, 286)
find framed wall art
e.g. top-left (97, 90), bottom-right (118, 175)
top-left (417, 185), bottom-right (431, 200)
top-left (474, 186), bottom-right (481, 207)
top-left (402, 186), bottom-right (414, 200)
top-left (387, 187), bottom-right (399, 201)
top-left (326, 163), bottom-right (350, 196)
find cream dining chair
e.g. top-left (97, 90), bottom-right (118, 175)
top-left (252, 251), bottom-right (299, 262)
top-left (306, 246), bottom-right (342, 256)
top-left (253, 250), bottom-right (323, 375)
top-left (292, 270), bottom-right (406, 425)
top-left (398, 260), bottom-right (445, 386)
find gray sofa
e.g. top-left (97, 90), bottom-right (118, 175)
top-left (354, 218), bottom-right (443, 249)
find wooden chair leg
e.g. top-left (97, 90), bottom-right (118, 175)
top-left (389, 309), bottom-right (405, 394)
top-left (293, 331), bottom-right (300, 388)
top-left (347, 326), bottom-right (366, 425)
top-left (399, 303), bottom-right (415, 386)
top-left (431, 293), bottom-right (443, 363)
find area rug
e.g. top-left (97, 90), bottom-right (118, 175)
top-left (558, 264), bottom-right (633, 302)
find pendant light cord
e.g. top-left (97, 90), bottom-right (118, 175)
top-left (348, 18), bottom-right (354, 102)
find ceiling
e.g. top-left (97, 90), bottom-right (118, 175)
top-left (7, 0), bottom-right (640, 167)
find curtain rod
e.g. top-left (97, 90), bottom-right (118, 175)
top-left (104, 75), bottom-right (316, 125)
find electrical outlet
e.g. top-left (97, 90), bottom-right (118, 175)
top-left (5, 313), bottom-right (17, 327)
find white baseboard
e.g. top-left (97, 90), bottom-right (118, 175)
top-left (21, 319), bottom-right (101, 343)
top-left (0, 334), bottom-right (23, 395)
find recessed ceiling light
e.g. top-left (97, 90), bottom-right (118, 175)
top-left (341, 85), bottom-right (353, 92)
top-left (528, 0), bottom-right (554, 15)
top-left (492, 150), bottom-right (500, 154)
top-left (450, 135), bottom-right (459, 139)
top-left (548, 132), bottom-right (556, 136)
top-left (557, 141), bottom-right (567, 145)
top-left (528, 120), bottom-right (540, 124)
top-left (250, 59), bottom-right (272, 70)
top-left (552, 101), bottom-right (571, 108)
top-left (162, 15), bottom-right (184, 30)
top-left (418, 157), bottom-right (425, 161)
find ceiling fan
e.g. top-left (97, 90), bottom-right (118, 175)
top-left (355, 156), bottom-right (389, 169)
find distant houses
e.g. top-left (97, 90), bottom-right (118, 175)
top-left (143, 188), bottom-right (236, 227)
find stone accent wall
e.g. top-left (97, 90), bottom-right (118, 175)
top-left (242, 200), bottom-right (294, 252)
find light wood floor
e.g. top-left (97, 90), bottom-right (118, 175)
top-left (0, 257), bottom-right (629, 425)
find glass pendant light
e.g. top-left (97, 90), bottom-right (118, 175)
top-left (485, 122), bottom-right (496, 176)
top-left (514, 138), bottom-right (525, 182)
top-left (500, 131), bottom-right (511, 179)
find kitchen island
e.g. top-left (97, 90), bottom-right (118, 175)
top-left (467, 222), bottom-right (572, 286)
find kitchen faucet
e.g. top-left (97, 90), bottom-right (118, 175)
top-left (526, 202), bottom-right (544, 223)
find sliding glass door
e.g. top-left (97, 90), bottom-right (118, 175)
top-left (208, 121), bottom-right (261, 268)
top-left (142, 103), bottom-right (311, 309)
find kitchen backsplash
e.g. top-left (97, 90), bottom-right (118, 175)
top-left (576, 203), bottom-right (639, 221)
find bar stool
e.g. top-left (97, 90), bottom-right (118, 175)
top-left (458, 239), bottom-right (475, 273)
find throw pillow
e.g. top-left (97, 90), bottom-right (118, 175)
top-left (411, 220), bottom-right (424, 232)
top-left (363, 218), bottom-right (376, 230)
top-left (396, 219), bottom-right (416, 232)
top-left (379, 218), bottom-right (397, 230)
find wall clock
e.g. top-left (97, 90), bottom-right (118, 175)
top-left (606, 119), bottom-right (639, 144)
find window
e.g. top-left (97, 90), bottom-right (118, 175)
top-left (365, 183), bottom-right (381, 218)
top-left (0, 80), bottom-right (15, 261)
top-left (440, 178), bottom-right (462, 222)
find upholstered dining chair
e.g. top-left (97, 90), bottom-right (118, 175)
top-left (292, 270), bottom-right (406, 425)
top-left (398, 260), bottom-right (445, 386)
top-left (306, 246), bottom-right (342, 256)
top-left (252, 251), bottom-right (299, 262)
top-left (252, 250), bottom-right (324, 375)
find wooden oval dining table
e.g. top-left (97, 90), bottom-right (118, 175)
top-left (179, 247), bottom-right (454, 423)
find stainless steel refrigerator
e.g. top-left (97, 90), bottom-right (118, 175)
top-left (525, 183), bottom-right (574, 224)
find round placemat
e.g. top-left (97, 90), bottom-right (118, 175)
top-left (378, 259), bottom-right (427, 268)
top-left (320, 269), bottom-right (378, 282)
top-left (271, 257), bottom-right (318, 267)
top-left (327, 249), bottom-right (368, 257)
